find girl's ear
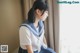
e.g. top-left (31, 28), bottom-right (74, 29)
top-left (36, 9), bottom-right (42, 16)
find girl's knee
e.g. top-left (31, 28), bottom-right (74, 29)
top-left (46, 48), bottom-right (56, 53)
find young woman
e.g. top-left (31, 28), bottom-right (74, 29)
top-left (18, 0), bottom-right (56, 53)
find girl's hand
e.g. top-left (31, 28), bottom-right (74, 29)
top-left (25, 45), bottom-right (34, 53)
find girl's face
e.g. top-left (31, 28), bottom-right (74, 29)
top-left (35, 9), bottom-right (48, 21)
top-left (41, 11), bottom-right (48, 21)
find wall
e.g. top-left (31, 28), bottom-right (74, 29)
top-left (0, 0), bottom-right (23, 53)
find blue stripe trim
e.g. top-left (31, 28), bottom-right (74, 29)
top-left (20, 24), bottom-right (44, 37)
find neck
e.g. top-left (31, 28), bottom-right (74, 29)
top-left (34, 17), bottom-right (40, 28)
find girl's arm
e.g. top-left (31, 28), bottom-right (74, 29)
top-left (26, 45), bottom-right (34, 53)
top-left (43, 36), bottom-right (47, 46)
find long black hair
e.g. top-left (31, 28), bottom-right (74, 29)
top-left (27, 0), bottom-right (48, 23)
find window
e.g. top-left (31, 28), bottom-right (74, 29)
top-left (59, 1), bottom-right (80, 53)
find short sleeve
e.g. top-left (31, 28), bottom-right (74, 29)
top-left (19, 26), bottom-right (31, 45)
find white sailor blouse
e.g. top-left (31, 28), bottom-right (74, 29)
top-left (19, 20), bottom-right (47, 52)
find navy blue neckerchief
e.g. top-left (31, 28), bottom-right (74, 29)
top-left (20, 20), bottom-right (44, 37)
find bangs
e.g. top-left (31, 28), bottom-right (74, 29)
top-left (33, 0), bottom-right (48, 11)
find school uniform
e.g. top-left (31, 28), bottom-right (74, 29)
top-left (18, 20), bottom-right (56, 53)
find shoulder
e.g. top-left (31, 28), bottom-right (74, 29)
top-left (19, 25), bottom-right (31, 35)
top-left (19, 26), bottom-right (29, 31)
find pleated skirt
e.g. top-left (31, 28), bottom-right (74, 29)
top-left (18, 46), bottom-right (56, 53)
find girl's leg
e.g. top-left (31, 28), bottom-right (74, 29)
top-left (40, 46), bottom-right (56, 53)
